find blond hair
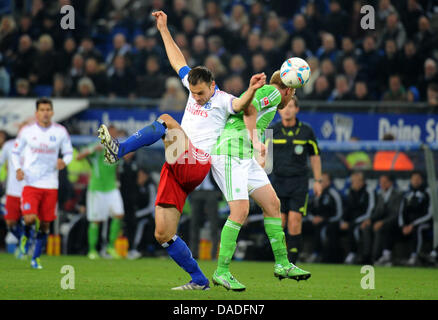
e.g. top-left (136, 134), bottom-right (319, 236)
top-left (270, 70), bottom-right (288, 90)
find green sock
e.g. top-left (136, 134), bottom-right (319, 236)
top-left (216, 219), bottom-right (242, 275)
top-left (264, 217), bottom-right (290, 266)
top-left (108, 219), bottom-right (122, 249)
top-left (88, 222), bottom-right (99, 252)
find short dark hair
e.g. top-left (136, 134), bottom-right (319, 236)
top-left (188, 66), bottom-right (214, 86)
top-left (36, 97), bottom-right (53, 110)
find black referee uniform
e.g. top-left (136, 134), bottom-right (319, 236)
top-left (269, 117), bottom-right (321, 263)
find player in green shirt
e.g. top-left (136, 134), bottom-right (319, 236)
top-left (210, 71), bottom-right (311, 291)
top-left (77, 125), bottom-right (125, 260)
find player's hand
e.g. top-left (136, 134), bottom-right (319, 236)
top-left (313, 181), bottom-right (322, 197)
top-left (57, 159), bottom-right (66, 170)
top-left (152, 11), bottom-right (168, 31)
top-left (16, 169), bottom-right (24, 181)
top-left (249, 73), bottom-right (266, 91)
top-left (360, 219), bottom-right (371, 230)
top-left (373, 220), bottom-right (384, 232)
top-left (313, 216), bottom-right (324, 225)
top-left (402, 224), bottom-right (413, 235)
top-left (340, 221), bottom-right (349, 230)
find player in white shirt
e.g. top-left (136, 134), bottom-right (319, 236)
top-left (0, 136), bottom-right (26, 245)
top-left (11, 98), bottom-right (73, 269)
top-left (98, 11), bottom-right (265, 290)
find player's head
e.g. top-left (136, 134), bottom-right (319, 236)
top-left (350, 171), bottom-right (365, 191)
top-left (410, 170), bottom-right (424, 189)
top-left (321, 172), bottom-right (332, 190)
top-left (278, 96), bottom-right (299, 121)
top-left (269, 70), bottom-right (295, 109)
top-left (35, 97), bottom-right (54, 126)
top-left (187, 66), bottom-right (216, 106)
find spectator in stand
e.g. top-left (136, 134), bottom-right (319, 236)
top-left (228, 54), bottom-right (249, 83)
top-left (383, 74), bottom-right (407, 101)
top-left (264, 11), bottom-right (289, 50)
top-left (348, 0), bottom-right (367, 40)
top-left (304, 172), bottom-right (343, 263)
top-left (0, 15), bottom-right (18, 56)
top-left (223, 74), bottom-right (244, 97)
top-left (11, 34), bottom-right (36, 80)
top-left (29, 34), bottom-right (57, 86)
top-left (167, 0), bottom-right (190, 31)
top-left (260, 35), bottom-right (283, 73)
top-left (16, 14), bottom-right (39, 40)
top-left (362, 174), bottom-right (403, 266)
top-left (15, 78), bottom-right (32, 97)
top-left (108, 55), bottom-right (135, 98)
top-left (415, 16), bottom-right (437, 60)
top-left (352, 81), bottom-right (371, 101)
top-left (239, 32), bottom-right (261, 62)
top-left (227, 4), bottom-right (248, 34)
top-left (76, 77), bottom-right (96, 98)
top-left (407, 86), bottom-right (420, 102)
top-left (397, 171), bottom-right (433, 266)
top-left (69, 53), bottom-right (85, 93)
top-left (207, 35), bottom-right (230, 67)
top-left (85, 57), bottom-right (108, 96)
top-left (174, 32), bottom-right (189, 52)
top-left (342, 56), bottom-right (359, 91)
top-left (303, 2), bottom-right (322, 38)
top-left (105, 33), bottom-right (131, 69)
top-left (323, 0), bottom-right (349, 38)
top-left (320, 58), bottom-right (336, 89)
top-left (250, 53), bottom-right (272, 79)
top-left (302, 57), bottom-right (320, 98)
top-left (401, 0), bottom-right (424, 37)
top-left (288, 37), bottom-right (313, 62)
top-left (56, 37), bottom-right (77, 74)
top-left (159, 77), bottom-right (187, 112)
top-left (249, 1), bottom-right (267, 32)
top-left (335, 36), bottom-right (357, 72)
top-left (204, 54), bottom-right (227, 88)
top-left (329, 74), bottom-right (353, 101)
top-left (292, 14), bottom-right (318, 53)
top-left (131, 35), bottom-right (148, 75)
top-left (376, 0), bottom-right (398, 33)
top-left (418, 58), bottom-right (438, 100)
top-left (316, 33), bottom-right (338, 63)
top-left (77, 37), bottom-right (103, 63)
top-left (378, 39), bottom-right (401, 93)
top-left (181, 14), bottom-right (198, 45)
top-left (399, 40), bottom-right (423, 89)
top-left (197, 1), bottom-right (227, 36)
top-left (39, 13), bottom-right (63, 49)
top-left (308, 75), bottom-right (331, 100)
top-left (427, 83), bottom-right (438, 107)
top-left (191, 35), bottom-right (207, 66)
top-left (377, 12), bottom-right (406, 50)
top-left (136, 55), bottom-right (166, 99)
top-left (51, 74), bottom-right (70, 97)
top-left (356, 35), bottom-right (380, 91)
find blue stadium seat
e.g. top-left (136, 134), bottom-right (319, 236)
top-left (33, 85), bottom-right (53, 97)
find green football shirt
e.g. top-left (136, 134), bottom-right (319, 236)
top-left (213, 85), bottom-right (281, 159)
top-left (85, 143), bottom-right (118, 192)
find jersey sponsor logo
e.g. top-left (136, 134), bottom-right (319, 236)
top-left (186, 103), bottom-right (209, 118)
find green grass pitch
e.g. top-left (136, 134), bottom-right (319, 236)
top-left (0, 253), bottom-right (437, 300)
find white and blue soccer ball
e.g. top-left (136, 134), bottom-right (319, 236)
top-left (280, 57), bottom-right (311, 88)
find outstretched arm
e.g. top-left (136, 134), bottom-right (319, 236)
top-left (232, 73), bottom-right (266, 113)
top-left (152, 11), bottom-right (187, 74)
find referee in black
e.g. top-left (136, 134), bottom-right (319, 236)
top-left (269, 96), bottom-right (322, 264)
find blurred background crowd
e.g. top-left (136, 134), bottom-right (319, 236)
top-left (0, 0), bottom-right (438, 107)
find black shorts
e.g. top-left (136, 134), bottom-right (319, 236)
top-left (271, 175), bottom-right (309, 216)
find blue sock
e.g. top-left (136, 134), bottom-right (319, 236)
top-left (9, 224), bottom-right (22, 241)
top-left (164, 236), bottom-right (208, 285)
top-left (118, 120), bottom-right (167, 158)
top-left (33, 231), bottom-right (48, 260)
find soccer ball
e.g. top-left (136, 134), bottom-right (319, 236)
top-left (280, 57), bottom-right (311, 88)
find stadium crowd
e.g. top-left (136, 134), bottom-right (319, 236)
top-left (0, 0), bottom-right (438, 106)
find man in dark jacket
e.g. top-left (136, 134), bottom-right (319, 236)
top-left (326, 171), bottom-right (375, 264)
top-left (361, 174), bottom-right (403, 266)
top-left (305, 173), bottom-right (343, 263)
top-left (398, 171), bottom-right (432, 266)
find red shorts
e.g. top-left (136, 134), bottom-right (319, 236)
top-left (5, 195), bottom-right (22, 221)
top-left (155, 143), bottom-right (211, 213)
top-left (21, 186), bottom-right (58, 222)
